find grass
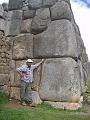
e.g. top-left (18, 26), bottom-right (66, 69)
top-left (0, 91), bottom-right (90, 120)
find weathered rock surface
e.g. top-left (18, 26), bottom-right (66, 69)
top-left (5, 10), bottom-right (22, 36)
top-left (8, 0), bottom-right (22, 10)
top-left (45, 101), bottom-right (82, 110)
top-left (42, 0), bottom-right (58, 7)
top-left (13, 34), bottom-right (33, 59)
top-left (22, 9), bottom-right (36, 20)
top-left (21, 19), bottom-right (32, 33)
top-left (39, 58), bottom-right (81, 101)
top-left (31, 8), bottom-right (51, 34)
top-left (50, 1), bottom-right (72, 21)
top-left (34, 20), bottom-right (78, 58)
top-left (28, 0), bottom-right (43, 9)
top-left (0, 4), bottom-right (4, 18)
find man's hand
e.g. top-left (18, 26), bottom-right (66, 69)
top-left (41, 59), bottom-right (45, 63)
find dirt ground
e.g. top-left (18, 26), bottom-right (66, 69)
top-left (5, 99), bottom-right (90, 115)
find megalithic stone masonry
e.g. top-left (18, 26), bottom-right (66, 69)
top-left (0, 0), bottom-right (89, 108)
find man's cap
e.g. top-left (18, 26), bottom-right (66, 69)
top-left (26, 59), bottom-right (33, 63)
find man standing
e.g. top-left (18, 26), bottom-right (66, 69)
top-left (16, 59), bottom-right (44, 106)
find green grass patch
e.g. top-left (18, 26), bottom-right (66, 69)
top-left (0, 92), bottom-right (90, 120)
top-left (0, 91), bottom-right (8, 105)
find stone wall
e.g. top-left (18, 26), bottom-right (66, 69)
top-left (0, 0), bottom-right (89, 106)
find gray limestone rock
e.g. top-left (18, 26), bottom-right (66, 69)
top-left (81, 47), bottom-right (88, 64)
top-left (3, 11), bottom-right (8, 20)
top-left (31, 8), bottom-right (51, 34)
top-left (58, 0), bottom-right (71, 5)
top-left (5, 10), bottom-right (22, 36)
top-left (28, 0), bottom-right (43, 9)
top-left (42, 0), bottom-right (58, 7)
top-left (8, 0), bottom-right (22, 10)
top-left (39, 58), bottom-right (81, 101)
top-left (34, 20), bottom-right (78, 58)
top-left (7, 10), bottom-right (22, 20)
top-left (13, 34), bottom-right (33, 60)
top-left (22, 9), bottom-right (36, 20)
top-left (20, 19), bottom-right (32, 33)
top-left (0, 4), bottom-right (4, 18)
top-left (73, 23), bottom-right (81, 36)
top-left (5, 19), bottom-right (21, 36)
top-left (75, 33), bottom-right (84, 59)
top-left (78, 60), bottom-right (86, 93)
top-left (50, 1), bottom-right (72, 21)
top-left (87, 62), bottom-right (90, 81)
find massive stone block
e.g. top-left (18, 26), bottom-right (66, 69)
top-left (0, 4), bottom-right (4, 18)
top-left (39, 58), bottom-right (81, 102)
top-left (58, 0), bottom-right (71, 5)
top-left (5, 10), bottom-right (22, 36)
top-left (42, 0), bottom-right (58, 7)
top-left (7, 10), bottom-right (22, 20)
top-left (28, 0), bottom-right (43, 9)
top-left (8, 0), bottom-right (23, 10)
top-left (34, 20), bottom-right (78, 58)
top-left (13, 34), bottom-right (33, 59)
top-left (5, 20), bottom-right (21, 36)
top-left (22, 9), bottom-right (36, 20)
top-left (31, 8), bottom-right (51, 34)
top-left (50, 0), bottom-right (72, 21)
top-left (21, 19), bottom-right (32, 33)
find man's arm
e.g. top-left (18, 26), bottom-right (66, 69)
top-left (16, 70), bottom-right (24, 78)
top-left (16, 66), bottom-right (25, 78)
top-left (33, 59), bottom-right (45, 69)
